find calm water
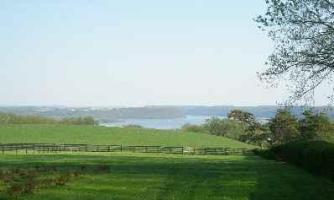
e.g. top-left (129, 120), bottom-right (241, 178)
top-left (101, 115), bottom-right (224, 129)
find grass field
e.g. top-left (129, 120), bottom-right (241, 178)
top-left (0, 153), bottom-right (333, 200)
top-left (0, 125), bottom-right (254, 148)
top-left (0, 125), bottom-right (333, 200)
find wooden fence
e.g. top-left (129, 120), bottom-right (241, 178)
top-left (0, 143), bottom-right (253, 156)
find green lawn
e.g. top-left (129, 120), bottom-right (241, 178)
top-left (0, 153), bottom-right (333, 200)
top-left (0, 125), bottom-right (254, 148)
top-left (0, 125), bottom-right (333, 200)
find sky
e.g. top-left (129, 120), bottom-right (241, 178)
top-left (0, 0), bottom-right (329, 107)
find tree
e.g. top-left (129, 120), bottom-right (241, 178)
top-left (204, 117), bottom-right (228, 136)
top-left (228, 110), bottom-right (256, 125)
top-left (299, 110), bottom-right (333, 140)
top-left (256, 0), bottom-right (334, 102)
top-left (203, 117), bottom-right (246, 138)
top-left (269, 109), bottom-right (300, 145)
top-left (239, 123), bottom-right (269, 148)
top-left (228, 110), bottom-right (268, 146)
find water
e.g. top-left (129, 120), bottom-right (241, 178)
top-left (101, 115), bottom-right (224, 129)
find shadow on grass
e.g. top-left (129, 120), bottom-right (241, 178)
top-left (0, 154), bottom-right (333, 200)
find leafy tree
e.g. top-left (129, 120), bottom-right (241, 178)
top-left (241, 123), bottom-right (269, 147)
top-left (299, 110), bottom-right (333, 140)
top-left (204, 118), bottom-right (227, 136)
top-left (228, 110), bottom-right (268, 146)
top-left (269, 109), bottom-right (300, 145)
top-left (228, 110), bottom-right (256, 125)
top-left (256, 0), bottom-right (334, 102)
top-left (203, 118), bottom-right (246, 139)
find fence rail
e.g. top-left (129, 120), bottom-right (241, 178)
top-left (0, 143), bottom-right (253, 156)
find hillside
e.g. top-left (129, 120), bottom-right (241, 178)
top-left (0, 125), bottom-right (254, 148)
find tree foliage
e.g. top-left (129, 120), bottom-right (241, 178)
top-left (228, 110), bottom-right (256, 125)
top-left (204, 118), bottom-right (246, 139)
top-left (256, 0), bottom-right (334, 102)
top-left (269, 109), bottom-right (300, 145)
top-left (228, 110), bottom-right (268, 146)
top-left (299, 110), bottom-right (334, 140)
top-left (184, 109), bottom-right (333, 147)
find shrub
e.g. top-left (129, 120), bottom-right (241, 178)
top-left (0, 167), bottom-right (81, 198)
top-left (123, 124), bottom-right (143, 129)
top-left (60, 116), bottom-right (98, 125)
top-left (55, 174), bottom-right (71, 186)
top-left (204, 118), bottom-right (246, 140)
top-left (181, 124), bottom-right (206, 133)
top-left (255, 141), bottom-right (334, 181)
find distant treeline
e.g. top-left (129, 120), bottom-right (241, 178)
top-left (0, 113), bottom-right (98, 125)
top-left (182, 109), bottom-right (334, 147)
top-left (182, 105), bottom-right (334, 119)
top-left (0, 106), bottom-right (183, 122)
top-left (1, 106), bottom-right (333, 123)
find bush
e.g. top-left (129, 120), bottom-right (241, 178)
top-left (204, 118), bottom-right (246, 140)
top-left (123, 124), bottom-right (143, 129)
top-left (60, 116), bottom-right (98, 125)
top-left (255, 141), bottom-right (334, 181)
top-left (181, 124), bottom-right (206, 133)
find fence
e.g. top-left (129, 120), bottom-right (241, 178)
top-left (0, 143), bottom-right (253, 156)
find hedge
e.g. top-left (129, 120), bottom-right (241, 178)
top-left (254, 140), bottom-right (334, 181)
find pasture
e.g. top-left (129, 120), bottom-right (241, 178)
top-left (0, 125), bottom-right (254, 148)
top-left (0, 125), bottom-right (333, 199)
top-left (0, 153), bottom-right (333, 200)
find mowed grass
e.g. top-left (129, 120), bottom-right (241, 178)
top-left (0, 125), bottom-right (254, 148)
top-left (0, 153), bottom-right (333, 200)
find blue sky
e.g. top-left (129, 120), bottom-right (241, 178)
top-left (0, 0), bottom-right (328, 106)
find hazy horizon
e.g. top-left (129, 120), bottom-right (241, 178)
top-left (1, 0), bottom-right (330, 106)
top-left (0, 104), bottom-right (332, 108)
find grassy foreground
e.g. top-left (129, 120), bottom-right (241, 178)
top-left (0, 125), bottom-right (254, 148)
top-left (0, 153), bottom-right (333, 200)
